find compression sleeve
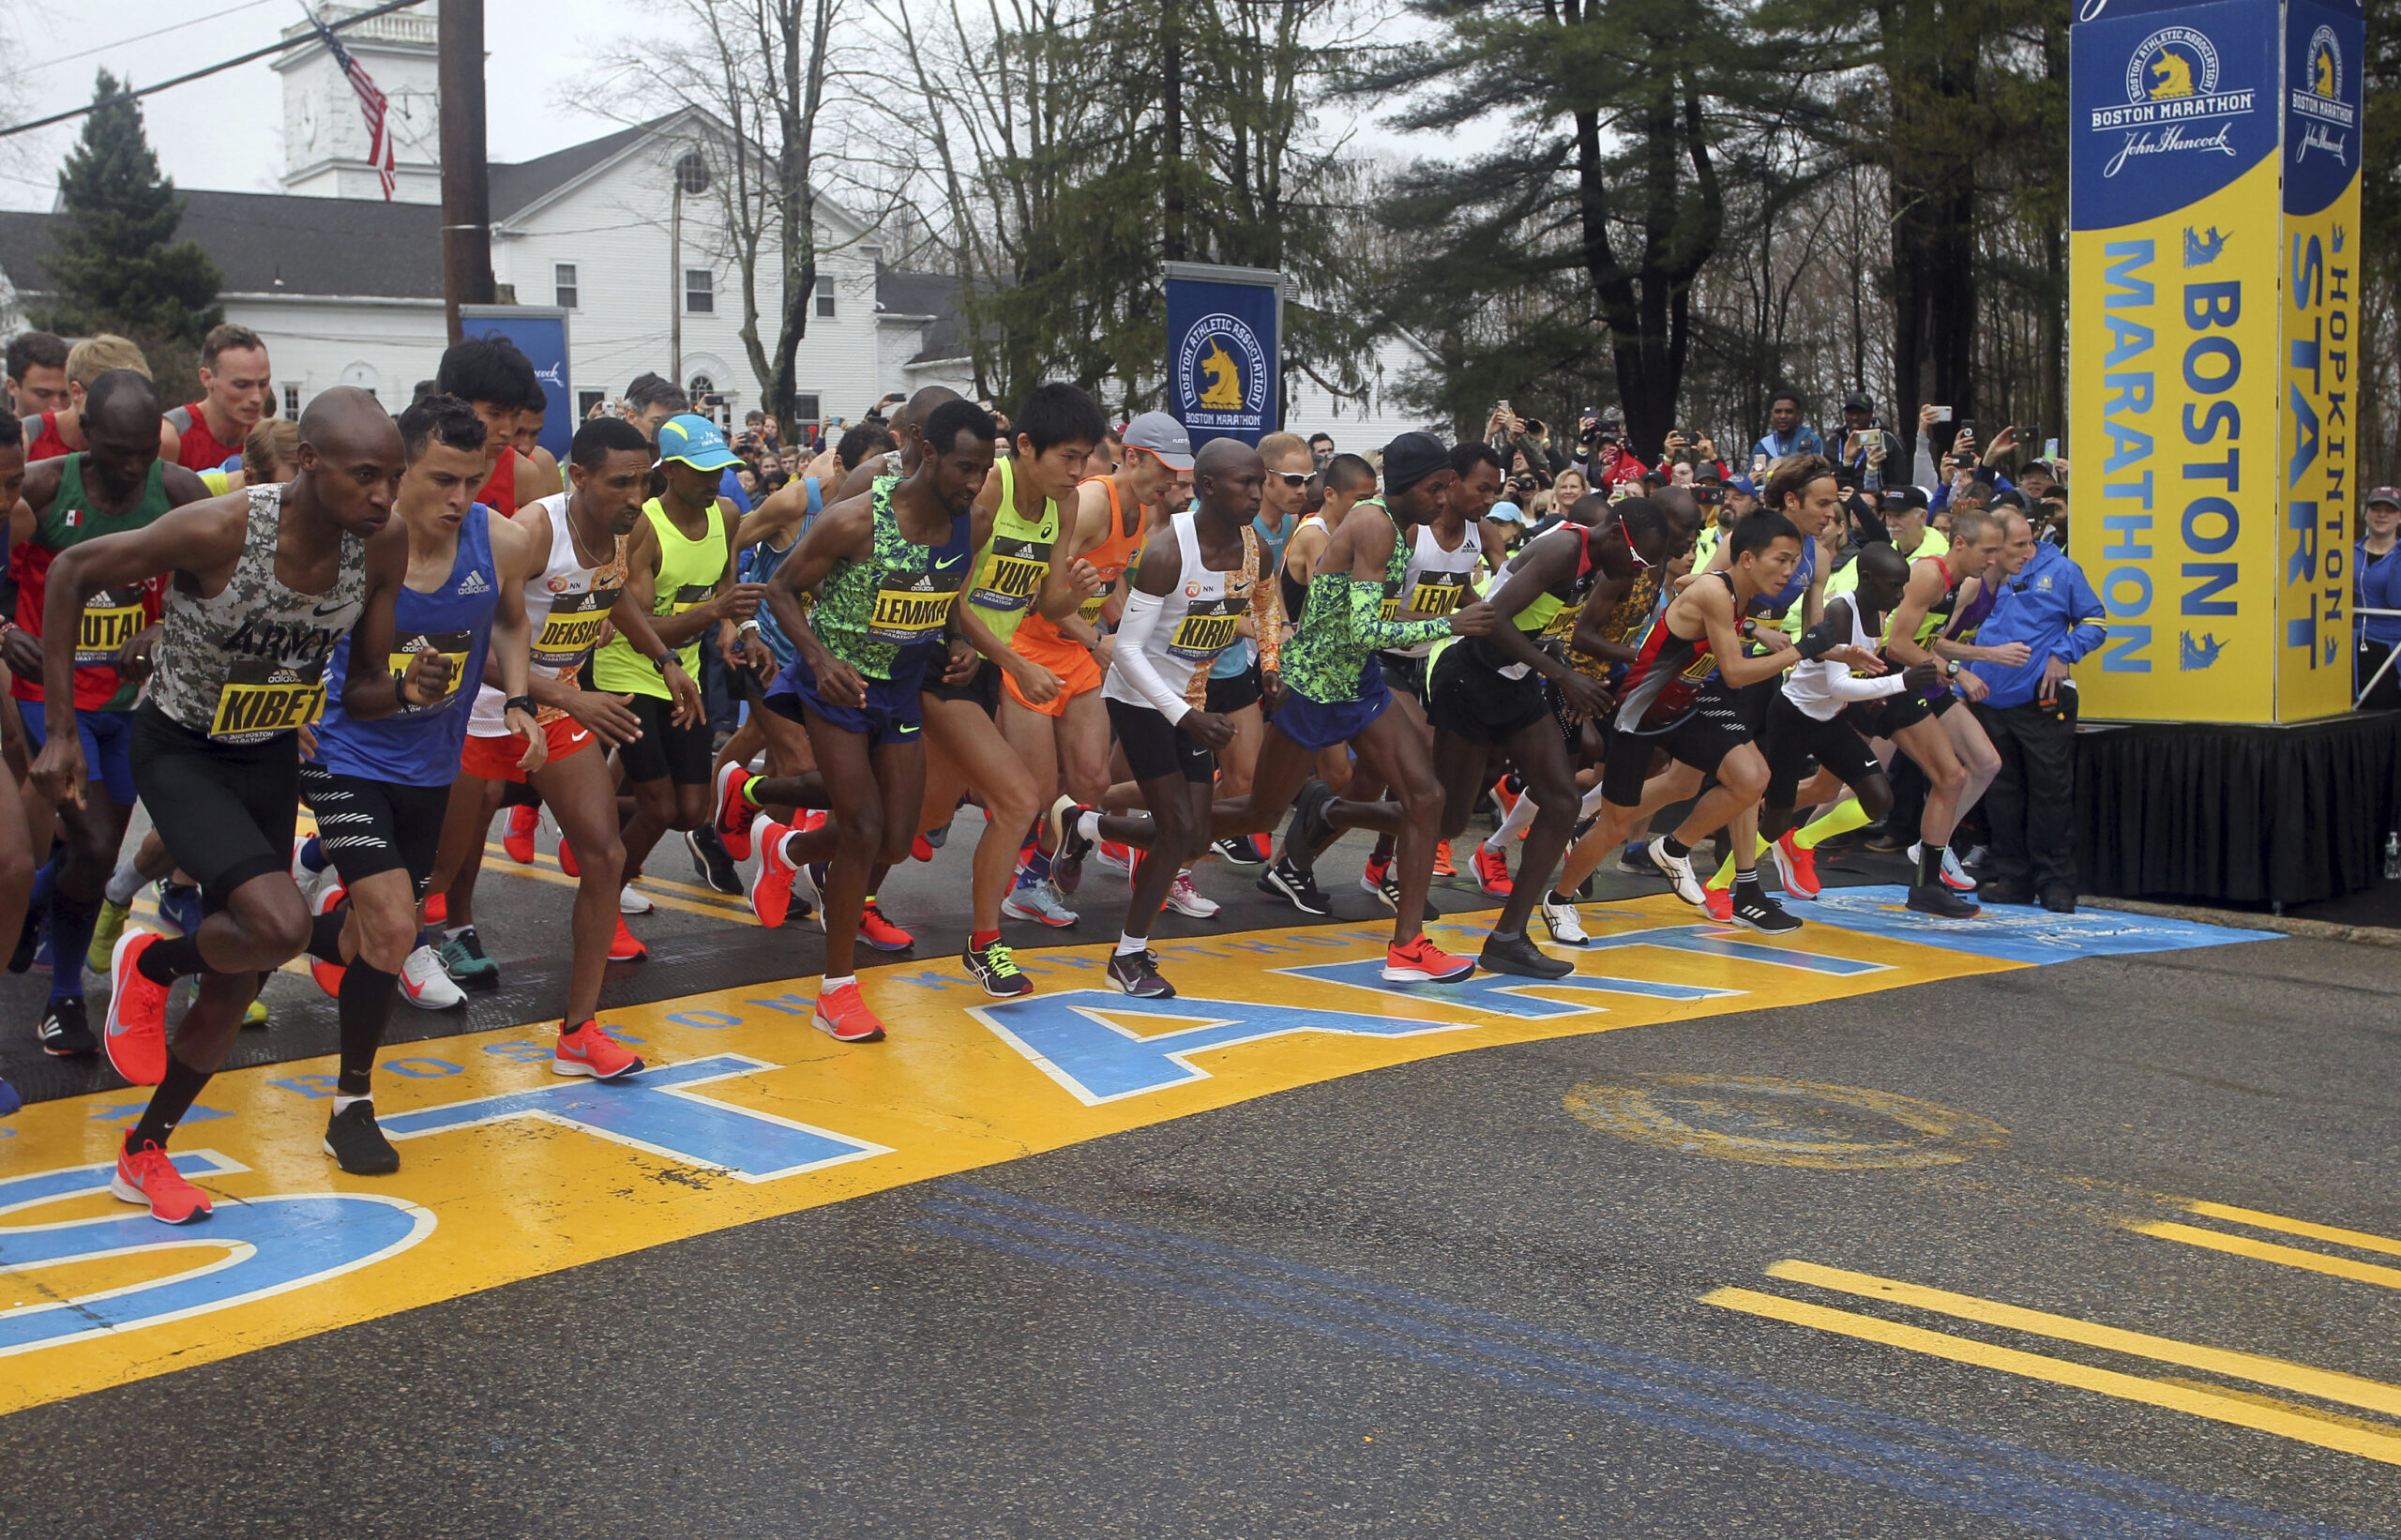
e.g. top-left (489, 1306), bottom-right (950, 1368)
top-left (1827, 669), bottom-right (1910, 702)
top-left (1109, 587), bottom-right (1190, 723)
top-left (1249, 530), bottom-right (1284, 675)
top-left (1348, 581), bottom-right (1452, 652)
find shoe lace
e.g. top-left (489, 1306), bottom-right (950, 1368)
top-left (981, 941), bottom-right (1019, 976)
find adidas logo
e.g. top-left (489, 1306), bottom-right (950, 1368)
top-left (456, 569), bottom-right (492, 596)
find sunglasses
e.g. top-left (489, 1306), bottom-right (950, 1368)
top-left (1271, 471), bottom-right (1310, 489)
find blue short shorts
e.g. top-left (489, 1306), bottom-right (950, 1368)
top-left (1272, 664), bottom-right (1391, 752)
top-left (21, 703), bottom-right (138, 806)
top-left (765, 650), bottom-right (929, 750)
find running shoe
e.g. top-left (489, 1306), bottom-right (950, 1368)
top-left (441, 928), bottom-right (500, 989)
top-left (1382, 933), bottom-right (1475, 983)
top-left (1907, 883), bottom-right (1982, 919)
top-left (925, 822), bottom-right (951, 850)
top-left (2038, 885), bottom-right (2077, 914)
top-left (963, 937), bottom-right (1033, 998)
top-left (1259, 856), bottom-right (1330, 916)
top-left (687, 826), bottom-right (743, 896)
top-left (619, 883), bottom-right (653, 915)
top-left (1431, 839), bottom-right (1457, 879)
top-left (399, 944), bottom-right (466, 1009)
top-left (0, 1076), bottom-right (18, 1118)
top-left (1489, 774), bottom-right (1522, 823)
top-left (153, 880), bottom-right (204, 938)
top-left (1165, 871), bottom-right (1220, 918)
top-left (1360, 856), bottom-right (1398, 911)
top-left (30, 934), bottom-right (51, 973)
top-left (1213, 836), bottom-right (1266, 868)
top-left (813, 982), bottom-right (886, 1042)
top-left (858, 901), bottom-right (913, 951)
top-left (1106, 948), bottom-right (1174, 998)
top-left (747, 815), bottom-right (800, 928)
top-left (1002, 879), bottom-right (1079, 929)
top-left (504, 803), bottom-right (539, 863)
top-left (1539, 893), bottom-right (1588, 946)
top-left (1701, 884), bottom-right (1733, 924)
top-left (86, 897), bottom-right (129, 974)
top-left (289, 833), bottom-right (327, 890)
top-left (1047, 795), bottom-right (1095, 895)
top-left (422, 892), bottom-right (447, 926)
top-left (1907, 842), bottom-right (1979, 894)
top-left (553, 1019), bottom-right (644, 1080)
top-left (1863, 825), bottom-right (1910, 853)
top-left (243, 998), bottom-right (268, 1028)
top-left (912, 834), bottom-right (934, 863)
top-left (1286, 779), bottom-right (1336, 863)
top-left (608, 915), bottom-right (647, 962)
top-left (1480, 931), bottom-right (1572, 979)
top-left (1649, 838), bottom-right (1707, 908)
top-left (1771, 832), bottom-right (1822, 900)
top-left (36, 995), bottom-right (97, 1057)
top-left (1095, 841), bottom-right (1134, 878)
top-left (713, 761), bottom-right (756, 859)
top-left (112, 1135), bottom-right (211, 1224)
top-left (1960, 844), bottom-right (1990, 870)
top-left (1471, 840), bottom-right (1514, 898)
top-left (558, 839), bottom-right (580, 878)
top-left (324, 1100), bottom-right (400, 1176)
top-left (309, 882), bottom-right (349, 997)
top-left (1729, 885), bottom-right (1804, 935)
top-left (1617, 842), bottom-right (1660, 878)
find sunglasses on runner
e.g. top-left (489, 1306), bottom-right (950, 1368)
top-left (1271, 471), bottom-right (1309, 489)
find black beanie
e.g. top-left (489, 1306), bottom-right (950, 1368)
top-left (1381, 432), bottom-right (1451, 498)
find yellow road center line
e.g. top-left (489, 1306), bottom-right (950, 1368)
top-left (2157, 1379), bottom-right (2401, 1439)
top-left (2134, 1222), bottom-right (2401, 1291)
top-left (1765, 1260), bottom-right (2401, 1417)
top-left (1700, 1287), bottom-right (2401, 1467)
top-left (480, 843), bottom-right (756, 913)
top-left (476, 845), bottom-right (761, 927)
top-left (2182, 1200), bottom-right (2401, 1260)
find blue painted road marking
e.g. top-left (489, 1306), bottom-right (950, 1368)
top-left (1798, 886), bottom-right (2279, 964)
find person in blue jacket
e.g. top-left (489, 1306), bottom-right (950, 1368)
top-left (1966, 510), bottom-right (2106, 913)
top-left (2354, 487), bottom-right (2401, 710)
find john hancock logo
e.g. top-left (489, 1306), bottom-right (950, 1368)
top-left (2291, 24), bottom-right (2354, 166)
top-left (1177, 312), bottom-right (1268, 430)
top-left (2090, 25), bottom-right (2255, 178)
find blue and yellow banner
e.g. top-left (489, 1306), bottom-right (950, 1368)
top-left (2069, 0), bottom-right (2362, 722)
top-left (1165, 263), bottom-right (1281, 449)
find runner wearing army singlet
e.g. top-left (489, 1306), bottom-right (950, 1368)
top-left (33, 388), bottom-right (422, 1224)
top-left (422, 417), bottom-right (698, 1064)
top-left (4, 371), bottom-right (212, 1060)
top-left (739, 399), bottom-right (1000, 1044)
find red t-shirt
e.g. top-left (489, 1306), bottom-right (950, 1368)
top-left (26, 412), bottom-right (70, 462)
top-left (168, 402), bottom-right (241, 474)
top-left (479, 447), bottom-right (520, 515)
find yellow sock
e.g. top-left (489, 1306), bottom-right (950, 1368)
top-left (1707, 836), bottom-right (1772, 892)
top-left (1791, 799), bottom-right (1871, 851)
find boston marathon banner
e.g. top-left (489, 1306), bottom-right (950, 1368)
top-left (2069, 0), bottom-right (2362, 722)
top-left (1164, 262), bottom-right (1283, 449)
top-left (461, 304), bottom-right (574, 464)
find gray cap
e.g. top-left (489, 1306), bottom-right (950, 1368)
top-left (1123, 411), bottom-right (1195, 471)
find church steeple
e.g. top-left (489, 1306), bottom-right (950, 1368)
top-left (273, 2), bottom-right (443, 203)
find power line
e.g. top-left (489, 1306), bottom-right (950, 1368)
top-left (23, 0), bottom-right (283, 76)
top-left (0, 0), bottom-right (428, 141)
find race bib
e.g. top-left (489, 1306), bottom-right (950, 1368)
top-left (75, 586), bottom-right (146, 666)
top-left (209, 658), bottom-right (326, 743)
top-left (868, 579), bottom-right (958, 646)
top-left (1406, 573), bottom-right (1469, 617)
top-left (668, 582), bottom-right (712, 615)
top-left (533, 587), bottom-right (616, 674)
top-left (1166, 598), bottom-right (1242, 661)
top-left (970, 538), bottom-right (1050, 612)
top-left (389, 629), bottom-right (472, 714)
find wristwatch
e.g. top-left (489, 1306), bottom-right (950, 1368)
top-left (1945, 660), bottom-right (1962, 678)
top-left (652, 651), bottom-right (678, 674)
top-left (505, 694), bottom-right (536, 717)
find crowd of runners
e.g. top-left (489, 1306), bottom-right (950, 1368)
top-left (0, 323), bottom-right (2081, 1227)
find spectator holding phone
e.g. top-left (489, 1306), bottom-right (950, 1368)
top-left (1572, 405), bottom-right (1651, 489)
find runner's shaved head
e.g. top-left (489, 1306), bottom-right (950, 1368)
top-left (1855, 542), bottom-right (1910, 588)
top-left (298, 385), bottom-right (402, 460)
top-left (900, 385), bottom-right (961, 434)
top-left (83, 369), bottom-right (159, 431)
top-left (1194, 437), bottom-right (1261, 481)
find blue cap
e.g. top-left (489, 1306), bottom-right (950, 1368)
top-left (1487, 500), bottom-right (1531, 524)
top-left (1728, 475), bottom-right (1759, 497)
top-left (657, 414), bottom-right (741, 473)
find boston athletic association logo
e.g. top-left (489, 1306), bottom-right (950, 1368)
top-left (2290, 23), bottom-right (2354, 166)
top-left (2089, 25), bottom-right (2256, 178)
top-left (1176, 313), bottom-right (1268, 430)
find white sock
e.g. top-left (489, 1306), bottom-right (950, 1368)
top-left (333, 1093), bottom-right (371, 1114)
top-left (1578, 782), bottom-right (1611, 819)
top-left (1076, 810), bottom-right (1102, 841)
top-left (1116, 933), bottom-right (1149, 955)
top-left (104, 861), bottom-right (144, 906)
top-left (444, 923), bottom-right (472, 940)
top-left (822, 974), bottom-right (856, 993)
top-left (1486, 793), bottom-right (1539, 850)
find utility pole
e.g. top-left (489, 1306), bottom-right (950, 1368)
top-left (438, 0), bottom-right (493, 343)
top-left (1162, 0), bottom-right (1184, 264)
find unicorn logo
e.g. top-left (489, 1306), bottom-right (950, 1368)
top-left (2182, 226), bottom-right (2227, 266)
top-left (2148, 49), bottom-right (2195, 98)
top-left (2179, 631), bottom-right (2226, 671)
top-left (1198, 341), bottom-right (1245, 409)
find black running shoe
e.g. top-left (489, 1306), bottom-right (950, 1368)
top-left (1259, 856), bottom-right (1331, 916)
top-left (324, 1100), bottom-right (400, 1175)
top-left (1287, 778), bottom-right (1336, 864)
top-left (1729, 885), bottom-right (1805, 934)
top-left (686, 826), bottom-right (743, 896)
top-left (962, 937), bottom-right (1033, 998)
top-left (925, 822), bottom-right (951, 851)
top-left (1213, 836), bottom-right (1266, 867)
top-left (36, 995), bottom-right (97, 1058)
top-left (1618, 842), bottom-right (1661, 878)
top-left (1478, 931), bottom-right (1573, 979)
top-left (1907, 883), bottom-right (1982, 919)
top-left (1048, 795), bottom-right (1095, 895)
top-left (1106, 948), bottom-right (1175, 998)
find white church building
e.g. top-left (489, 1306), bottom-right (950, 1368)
top-left (0, 1), bottom-right (1427, 449)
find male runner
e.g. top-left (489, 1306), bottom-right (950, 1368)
top-left (743, 399), bottom-right (999, 1041)
top-left (0, 410), bottom-right (38, 1112)
top-left (436, 335), bottom-right (542, 515)
top-left (303, 394), bottom-right (545, 1171)
top-left (165, 325), bottom-right (273, 474)
top-left (424, 417), bottom-right (697, 1034)
top-left (23, 335), bottom-right (183, 463)
top-left (7, 332), bottom-right (70, 419)
top-left (35, 388), bottom-right (422, 1223)
top-left (6, 371), bottom-right (212, 1058)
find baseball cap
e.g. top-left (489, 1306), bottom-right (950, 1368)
top-left (1879, 486), bottom-right (1929, 514)
top-left (656, 414), bottom-right (741, 472)
top-left (1695, 460), bottom-right (1724, 483)
top-left (1487, 500), bottom-right (1531, 524)
top-left (2367, 487), bottom-right (2401, 509)
top-left (1727, 475), bottom-right (1759, 498)
top-left (1122, 411), bottom-right (1195, 471)
top-left (1843, 392), bottom-right (1873, 414)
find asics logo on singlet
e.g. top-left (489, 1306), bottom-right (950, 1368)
top-left (456, 570), bottom-right (491, 596)
top-left (222, 616), bottom-right (341, 666)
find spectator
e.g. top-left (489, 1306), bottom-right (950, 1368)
top-left (1967, 510), bottom-right (2106, 913)
top-left (2356, 487), bottom-right (2401, 710)
top-left (621, 373), bottom-right (687, 443)
top-left (1573, 405), bottom-right (1650, 488)
top-left (1751, 391), bottom-right (1823, 467)
top-left (1307, 432), bottom-right (1336, 471)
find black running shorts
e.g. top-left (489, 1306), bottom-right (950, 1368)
top-left (1761, 692), bottom-right (1884, 808)
top-left (131, 702), bottom-right (301, 916)
top-left (923, 656), bottom-right (1002, 716)
top-left (615, 693), bottom-right (714, 786)
top-left (1426, 642), bottom-right (1548, 747)
top-left (298, 766), bottom-right (450, 895)
top-left (1106, 696), bottom-right (1216, 783)
top-left (1601, 691), bottom-right (1751, 808)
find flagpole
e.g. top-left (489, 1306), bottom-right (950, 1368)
top-left (437, 0), bottom-right (493, 344)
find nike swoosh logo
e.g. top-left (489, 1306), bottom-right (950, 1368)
top-left (313, 600), bottom-right (351, 616)
top-left (898, 724), bottom-right (921, 735)
top-left (934, 555), bottom-right (964, 571)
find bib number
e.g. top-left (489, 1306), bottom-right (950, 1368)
top-left (1407, 575), bottom-right (1467, 617)
top-left (970, 540), bottom-right (1049, 612)
top-left (533, 588), bottom-right (615, 675)
top-left (75, 590), bottom-right (145, 666)
top-left (389, 629), bottom-right (473, 714)
top-left (868, 583), bottom-right (957, 646)
top-left (209, 659), bottom-right (326, 742)
top-left (1166, 601), bottom-right (1241, 661)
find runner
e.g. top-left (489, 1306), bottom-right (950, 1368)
top-left (6, 331), bottom-right (70, 419)
top-left (741, 398), bottom-right (998, 1042)
top-left (435, 335), bottom-right (542, 515)
top-left (422, 416), bottom-right (697, 1045)
top-left (302, 393), bottom-right (547, 1172)
top-left (5, 370), bottom-right (212, 1060)
top-left (23, 335), bottom-right (183, 464)
top-left (165, 325), bottom-right (272, 475)
top-left (33, 387), bottom-right (419, 1224)
top-left (0, 411), bottom-right (38, 1114)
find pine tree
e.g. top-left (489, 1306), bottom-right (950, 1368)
top-left (37, 70), bottom-right (222, 348)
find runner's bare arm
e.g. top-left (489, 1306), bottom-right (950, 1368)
top-left (485, 513), bottom-right (545, 769)
top-left (1880, 561), bottom-right (1949, 667)
top-left (0, 463), bottom-right (60, 681)
top-left (158, 418), bottom-right (181, 464)
top-left (1485, 529), bottom-right (1612, 716)
top-left (340, 518), bottom-right (443, 723)
top-left (36, 497), bottom-right (250, 730)
top-left (160, 464), bottom-right (215, 508)
top-left (767, 490), bottom-right (876, 703)
top-left (731, 476), bottom-right (812, 551)
top-left (1694, 581), bottom-right (1797, 687)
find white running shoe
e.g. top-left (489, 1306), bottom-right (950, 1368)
top-left (1907, 841), bottom-right (1979, 893)
top-left (1539, 893), bottom-right (1589, 946)
top-left (398, 944), bottom-right (467, 1010)
top-left (1001, 879), bottom-right (1080, 928)
top-left (1165, 870), bottom-right (1220, 918)
top-left (619, 883), bottom-right (654, 914)
top-left (1650, 837), bottom-right (1707, 908)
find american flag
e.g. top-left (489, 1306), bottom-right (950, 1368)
top-left (310, 9), bottom-right (395, 200)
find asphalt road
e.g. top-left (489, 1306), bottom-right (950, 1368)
top-left (0, 828), bottom-right (2393, 1537)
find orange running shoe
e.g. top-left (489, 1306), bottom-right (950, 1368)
top-left (858, 901), bottom-right (914, 952)
top-left (747, 815), bottom-right (799, 928)
top-left (608, 914), bottom-right (647, 962)
top-left (1382, 932), bottom-right (1476, 983)
top-left (1702, 884), bottom-right (1733, 923)
top-left (814, 981), bottom-right (887, 1042)
top-left (1431, 839), bottom-right (1457, 878)
top-left (1470, 840), bottom-right (1513, 898)
top-left (714, 761), bottom-right (756, 859)
top-left (1490, 776), bottom-right (1521, 819)
top-left (1770, 831), bottom-right (1821, 900)
top-left (104, 930), bottom-right (172, 1087)
top-left (558, 838), bottom-right (580, 878)
top-left (422, 892), bottom-right (447, 926)
top-left (111, 1134), bottom-right (212, 1224)
top-left (553, 1019), bottom-right (644, 1080)
top-left (504, 803), bottom-right (539, 863)
top-left (310, 882), bottom-right (349, 998)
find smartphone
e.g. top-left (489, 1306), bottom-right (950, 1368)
top-left (2043, 437), bottom-right (2061, 461)
top-left (1957, 419), bottom-right (1976, 444)
top-left (1928, 405), bottom-right (1953, 418)
top-left (1498, 400), bottom-right (1513, 417)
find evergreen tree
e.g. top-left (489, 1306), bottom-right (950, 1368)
top-left (37, 71), bottom-right (222, 348)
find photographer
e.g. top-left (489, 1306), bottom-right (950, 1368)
top-left (1570, 405), bottom-right (1652, 490)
